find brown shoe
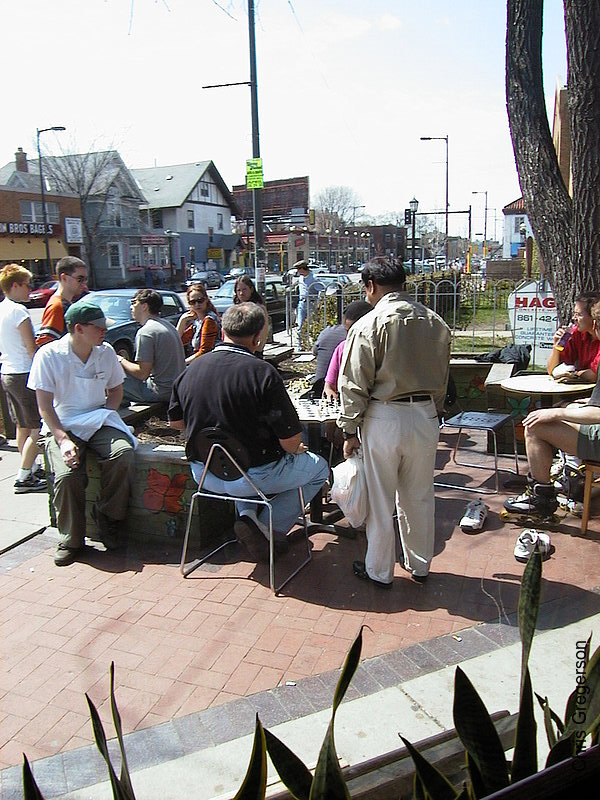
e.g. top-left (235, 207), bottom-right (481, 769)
top-left (54, 545), bottom-right (83, 567)
top-left (234, 516), bottom-right (270, 562)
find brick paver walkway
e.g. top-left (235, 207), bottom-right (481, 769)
top-left (2, 435), bottom-right (600, 771)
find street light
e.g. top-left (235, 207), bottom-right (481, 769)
top-left (164, 229), bottom-right (180, 287)
top-left (409, 196), bottom-right (419, 275)
top-left (420, 135), bottom-right (449, 268)
top-left (472, 190), bottom-right (488, 263)
top-left (36, 125), bottom-right (65, 277)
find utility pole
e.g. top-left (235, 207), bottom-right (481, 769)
top-left (248, 0), bottom-right (265, 293)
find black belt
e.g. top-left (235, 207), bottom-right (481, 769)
top-left (394, 394), bottom-right (431, 403)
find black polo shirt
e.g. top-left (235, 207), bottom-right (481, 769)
top-left (169, 342), bottom-right (301, 467)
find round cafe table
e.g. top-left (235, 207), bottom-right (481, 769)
top-left (500, 374), bottom-right (595, 407)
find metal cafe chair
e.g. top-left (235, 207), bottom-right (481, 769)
top-left (436, 411), bottom-right (519, 494)
top-left (180, 428), bottom-right (311, 595)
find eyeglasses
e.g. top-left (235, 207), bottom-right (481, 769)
top-left (130, 300), bottom-right (138, 307)
top-left (71, 275), bottom-right (87, 284)
top-left (189, 298), bottom-right (207, 306)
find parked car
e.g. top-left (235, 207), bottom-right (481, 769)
top-left (210, 277), bottom-right (287, 332)
top-left (185, 270), bottom-right (224, 289)
top-left (226, 266), bottom-right (253, 279)
top-left (84, 288), bottom-right (186, 359)
top-left (26, 280), bottom-right (59, 308)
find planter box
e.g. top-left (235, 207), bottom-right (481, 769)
top-left (84, 442), bottom-right (234, 543)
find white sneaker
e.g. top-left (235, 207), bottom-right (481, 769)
top-left (514, 529), bottom-right (552, 563)
top-left (459, 499), bottom-right (488, 532)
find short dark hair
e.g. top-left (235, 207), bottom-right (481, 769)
top-left (134, 288), bottom-right (163, 314)
top-left (56, 256), bottom-right (86, 277)
top-left (361, 258), bottom-right (406, 290)
top-left (343, 300), bottom-right (372, 324)
top-left (575, 292), bottom-right (600, 316)
top-left (222, 302), bottom-right (266, 338)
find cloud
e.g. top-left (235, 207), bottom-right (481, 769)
top-left (377, 14), bottom-right (403, 32)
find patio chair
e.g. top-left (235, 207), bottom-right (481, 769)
top-left (435, 411), bottom-right (519, 494)
top-left (581, 460), bottom-right (600, 535)
top-left (180, 427), bottom-right (311, 594)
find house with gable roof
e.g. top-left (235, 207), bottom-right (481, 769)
top-left (132, 161), bottom-right (241, 276)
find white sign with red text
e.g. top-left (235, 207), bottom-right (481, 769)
top-left (507, 279), bottom-right (558, 369)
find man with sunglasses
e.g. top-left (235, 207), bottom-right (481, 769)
top-left (119, 288), bottom-right (185, 403)
top-left (36, 256), bottom-right (89, 346)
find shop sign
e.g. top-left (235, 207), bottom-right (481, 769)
top-left (207, 247), bottom-right (223, 259)
top-left (507, 279), bottom-right (558, 369)
top-left (64, 217), bottom-right (83, 243)
top-left (0, 221), bottom-right (60, 236)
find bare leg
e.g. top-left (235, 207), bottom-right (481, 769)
top-left (20, 433), bottom-right (41, 471)
top-left (16, 426), bottom-right (30, 455)
top-left (525, 420), bottom-right (580, 483)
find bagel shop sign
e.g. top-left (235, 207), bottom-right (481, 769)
top-left (507, 279), bottom-right (558, 369)
top-left (0, 221), bottom-right (60, 235)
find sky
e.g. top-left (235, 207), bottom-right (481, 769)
top-left (2, 0), bottom-right (568, 240)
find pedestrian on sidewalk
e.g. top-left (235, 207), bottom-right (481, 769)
top-left (0, 264), bottom-right (47, 493)
top-left (28, 301), bottom-right (136, 566)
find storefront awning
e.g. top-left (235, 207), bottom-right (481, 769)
top-left (0, 238), bottom-right (69, 262)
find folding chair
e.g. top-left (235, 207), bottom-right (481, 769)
top-left (180, 428), bottom-right (311, 594)
top-left (435, 411), bottom-right (519, 494)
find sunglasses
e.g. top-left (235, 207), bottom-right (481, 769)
top-left (189, 298), bottom-right (207, 306)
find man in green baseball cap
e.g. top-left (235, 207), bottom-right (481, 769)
top-left (28, 300), bottom-right (135, 566)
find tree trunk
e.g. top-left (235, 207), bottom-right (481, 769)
top-left (506, 0), bottom-right (573, 322)
top-left (506, 0), bottom-right (600, 322)
top-left (564, 0), bottom-right (600, 293)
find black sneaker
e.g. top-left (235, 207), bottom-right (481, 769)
top-left (33, 466), bottom-right (46, 480)
top-left (504, 480), bottom-right (557, 517)
top-left (234, 516), bottom-right (270, 562)
top-left (14, 475), bottom-right (48, 494)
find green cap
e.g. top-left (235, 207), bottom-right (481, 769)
top-left (64, 301), bottom-right (110, 329)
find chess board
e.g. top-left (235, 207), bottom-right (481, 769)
top-left (289, 395), bottom-right (340, 423)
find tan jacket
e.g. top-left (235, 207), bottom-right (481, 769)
top-left (338, 292), bottom-right (451, 435)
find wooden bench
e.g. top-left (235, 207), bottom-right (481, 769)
top-left (264, 343), bottom-right (294, 366)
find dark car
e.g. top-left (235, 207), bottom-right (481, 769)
top-left (26, 280), bottom-right (59, 308)
top-left (210, 277), bottom-right (287, 332)
top-left (185, 270), bottom-right (224, 289)
top-left (84, 288), bottom-right (186, 359)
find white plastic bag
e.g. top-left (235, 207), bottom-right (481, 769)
top-left (330, 451), bottom-right (368, 528)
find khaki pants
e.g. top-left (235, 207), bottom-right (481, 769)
top-left (45, 426), bottom-right (134, 550)
top-left (362, 400), bottom-right (439, 583)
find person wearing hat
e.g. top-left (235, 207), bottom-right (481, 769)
top-left (28, 301), bottom-right (136, 567)
top-left (294, 260), bottom-right (321, 351)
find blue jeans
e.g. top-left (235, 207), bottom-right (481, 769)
top-left (190, 451), bottom-right (329, 534)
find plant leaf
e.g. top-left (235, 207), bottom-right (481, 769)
top-left (564, 640), bottom-right (600, 740)
top-left (518, 548), bottom-right (542, 691)
top-left (511, 668), bottom-right (537, 782)
top-left (309, 720), bottom-right (350, 800)
top-left (546, 731), bottom-right (577, 767)
top-left (109, 663), bottom-right (136, 800)
top-left (233, 715), bottom-right (267, 800)
top-left (465, 751), bottom-right (484, 800)
top-left (535, 694), bottom-right (557, 749)
top-left (332, 627), bottom-right (363, 715)
top-left (399, 737), bottom-right (458, 800)
top-left (308, 628), bottom-right (365, 800)
top-left (86, 694), bottom-right (129, 800)
top-left (264, 728), bottom-right (312, 800)
top-left (452, 667), bottom-right (509, 795)
top-left (22, 754), bottom-right (46, 800)
top-left (414, 772), bottom-right (426, 800)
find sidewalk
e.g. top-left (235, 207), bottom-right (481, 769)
top-left (1, 433), bottom-right (600, 799)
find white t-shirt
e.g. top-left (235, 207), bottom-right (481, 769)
top-left (28, 336), bottom-right (136, 446)
top-left (0, 297), bottom-right (34, 374)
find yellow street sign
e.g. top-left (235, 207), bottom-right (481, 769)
top-left (246, 158), bottom-right (264, 189)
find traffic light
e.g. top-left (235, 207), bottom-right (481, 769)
top-left (404, 209), bottom-right (412, 225)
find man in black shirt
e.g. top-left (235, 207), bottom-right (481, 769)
top-left (169, 302), bottom-right (329, 560)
